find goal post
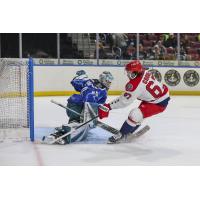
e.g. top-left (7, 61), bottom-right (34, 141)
top-left (0, 58), bottom-right (34, 142)
top-left (28, 58), bottom-right (34, 142)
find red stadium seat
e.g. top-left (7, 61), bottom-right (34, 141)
top-left (142, 40), bottom-right (154, 47)
top-left (139, 34), bottom-right (146, 40)
top-left (166, 47), bottom-right (175, 54)
top-left (187, 35), bottom-right (197, 42)
top-left (148, 34), bottom-right (158, 41)
top-left (187, 48), bottom-right (198, 54)
top-left (189, 54), bottom-right (199, 60)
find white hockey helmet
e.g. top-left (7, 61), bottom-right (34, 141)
top-left (99, 71), bottom-right (114, 89)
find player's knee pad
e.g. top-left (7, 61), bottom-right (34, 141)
top-left (127, 108), bottom-right (143, 126)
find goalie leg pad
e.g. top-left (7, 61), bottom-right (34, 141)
top-left (66, 101), bottom-right (84, 123)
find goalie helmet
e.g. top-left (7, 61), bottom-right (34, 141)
top-left (99, 71), bottom-right (114, 89)
top-left (125, 60), bottom-right (144, 79)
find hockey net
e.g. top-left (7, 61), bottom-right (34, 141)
top-left (0, 59), bottom-right (30, 141)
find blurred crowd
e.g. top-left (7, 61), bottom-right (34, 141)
top-left (1, 33), bottom-right (200, 61)
top-left (97, 33), bottom-right (200, 61)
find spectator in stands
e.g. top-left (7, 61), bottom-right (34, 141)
top-left (99, 33), bottom-right (113, 50)
top-left (149, 40), bottom-right (167, 60)
top-left (181, 34), bottom-right (190, 50)
top-left (151, 45), bottom-right (160, 59)
top-left (126, 33), bottom-right (136, 47)
top-left (123, 43), bottom-right (136, 60)
top-left (149, 42), bottom-right (166, 60)
top-left (198, 34), bottom-right (200, 42)
top-left (157, 40), bottom-right (167, 54)
top-left (94, 42), bottom-right (108, 59)
top-left (180, 46), bottom-right (187, 60)
top-left (111, 33), bottom-right (128, 58)
top-left (163, 33), bottom-right (177, 48)
top-left (139, 44), bottom-right (147, 60)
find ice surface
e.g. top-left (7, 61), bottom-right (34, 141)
top-left (0, 96), bottom-right (200, 166)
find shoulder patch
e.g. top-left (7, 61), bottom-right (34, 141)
top-left (126, 83), bottom-right (134, 91)
top-left (125, 75), bottom-right (143, 92)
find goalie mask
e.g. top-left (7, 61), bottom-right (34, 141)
top-left (99, 71), bottom-right (114, 89)
top-left (125, 60), bottom-right (144, 79)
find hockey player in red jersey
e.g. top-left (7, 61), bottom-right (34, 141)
top-left (98, 60), bottom-right (170, 143)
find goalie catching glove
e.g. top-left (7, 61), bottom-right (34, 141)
top-left (98, 104), bottom-right (111, 119)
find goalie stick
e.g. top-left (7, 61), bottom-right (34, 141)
top-left (51, 99), bottom-right (83, 119)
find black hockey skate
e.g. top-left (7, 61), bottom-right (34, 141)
top-left (107, 125), bottom-right (150, 144)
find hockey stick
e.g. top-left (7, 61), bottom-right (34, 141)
top-left (51, 99), bottom-right (83, 119)
top-left (96, 121), bottom-right (121, 135)
top-left (51, 100), bottom-right (120, 135)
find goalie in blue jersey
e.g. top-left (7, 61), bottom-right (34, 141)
top-left (45, 70), bottom-right (114, 145)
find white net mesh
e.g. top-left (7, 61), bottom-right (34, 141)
top-left (0, 59), bottom-right (29, 140)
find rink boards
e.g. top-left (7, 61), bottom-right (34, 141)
top-left (33, 65), bottom-right (200, 96)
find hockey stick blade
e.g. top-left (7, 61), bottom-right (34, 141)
top-left (128, 125), bottom-right (150, 141)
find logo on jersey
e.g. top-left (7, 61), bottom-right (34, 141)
top-left (164, 70), bottom-right (181, 86)
top-left (183, 70), bottom-right (199, 87)
top-left (149, 69), bottom-right (162, 82)
top-left (126, 83), bottom-right (133, 91)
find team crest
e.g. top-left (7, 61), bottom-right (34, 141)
top-left (183, 70), bottom-right (199, 87)
top-left (164, 70), bottom-right (181, 86)
top-left (149, 69), bottom-right (162, 82)
top-left (126, 83), bottom-right (133, 91)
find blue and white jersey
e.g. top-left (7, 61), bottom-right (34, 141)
top-left (69, 78), bottom-right (108, 105)
top-left (71, 78), bottom-right (93, 92)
